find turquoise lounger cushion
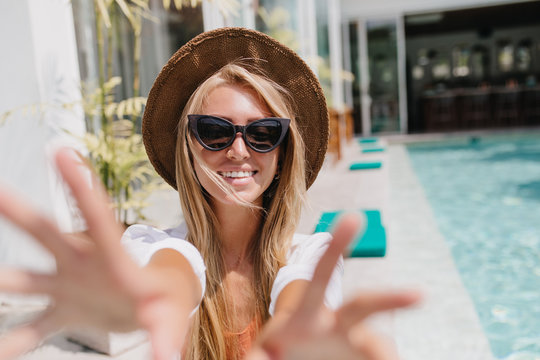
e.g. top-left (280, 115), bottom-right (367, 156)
top-left (358, 138), bottom-right (378, 144)
top-left (361, 147), bottom-right (385, 153)
top-left (314, 210), bottom-right (386, 257)
top-left (349, 161), bottom-right (382, 170)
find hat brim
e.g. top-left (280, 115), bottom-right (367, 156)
top-left (142, 27), bottom-right (328, 190)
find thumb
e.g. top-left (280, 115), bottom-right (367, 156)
top-left (143, 305), bottom-right (189, 360)
top-left (149, 322), bottom-right (182, 360)
top-left (244, 347), bottom-right (272, 360)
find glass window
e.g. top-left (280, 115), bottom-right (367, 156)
top-left (497, 40), bottom-right (514, 73)
top-left (470, 45), bottom-right (489, 80)
top-left (71, 0), bottom-right (204, 131)
top-left (366, 20), bottom-right (400, 133)
top-left (314, 0), bottom-right (331, 104)
top-left (255, 0), bottom-right (299, 51)
top-left (452, 45), bottom-right (471, 77)
top-left (143, 2), bottom-right (203, 97)
top-left (516, 39), bottom-right (532, 72)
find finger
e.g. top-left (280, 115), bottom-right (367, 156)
top-left (299, 213), bottom-right (362, 315)
top-left (336, 291), bottom-right (421, 330)
top-left (348, 326), bottom-right (399, 360)
top-left (55, 149), bottom-right (142, 291)
top-left (0, 268), bottom-right (55, 295)
top-left (54, 149), bottom-right (124, 254)
top-left (149, 326), bottom-right (177, 360)
top-left (142, 303), bottom-right (190, 360)
top-left (0, 186), bottom-right (75, 261)
top-left (244, 348), bottom-right (272, 360)
top-left (0, 311), bottom-right (59, 360)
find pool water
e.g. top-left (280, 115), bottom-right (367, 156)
top-left (407, 134), bottom-right (540, 359)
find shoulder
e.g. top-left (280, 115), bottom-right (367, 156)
top-left (122, 223), bottom-right (206, 313)
top-left (286, 232), bottom-right (333, 264)
top-left (269, 232), bottom-right (343, 315)
top-left (122, 222), bottom-right (188, 243)
top-left (121, 223), bottom-right (195, 267)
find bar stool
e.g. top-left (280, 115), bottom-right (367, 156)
top-left (423, 92), bottom-right (458, 132)
top-left (492, 87), bottom-right (520, 127)
top-left (460, 88), bottom-right (491, 129)
top-left (521, 86), bottom-right (540, 125)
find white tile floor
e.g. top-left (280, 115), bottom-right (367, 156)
top-left (306, 140), bottom-right (493, 360)
top-left (388, 145), bottom-right (493, 360)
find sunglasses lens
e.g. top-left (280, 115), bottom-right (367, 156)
top-left (197, 117), bottom-right (234, 149)
top-left (246, 120), bottom-right (283, 151)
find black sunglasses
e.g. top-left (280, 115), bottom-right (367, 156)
top-left (188, 114), bottom-right (290, 153)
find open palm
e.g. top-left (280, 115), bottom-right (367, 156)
top-left (247, 214), bottom-right (420, 360)
top-left (0, 149), bottom-right (190, 360)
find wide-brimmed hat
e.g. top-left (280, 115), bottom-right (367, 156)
top-left (142, 27), bottom-right (329, 190)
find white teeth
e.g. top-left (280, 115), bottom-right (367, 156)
top-left (220, 171), bottom-right (255, 178)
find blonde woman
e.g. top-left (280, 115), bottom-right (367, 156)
top-left (0, 28), bottom-right (418, 360)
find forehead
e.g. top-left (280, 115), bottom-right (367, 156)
top-left (201, 84), bottom-right (272, 123)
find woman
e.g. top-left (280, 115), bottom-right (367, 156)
top-left (0, 28), bottom-right (418, 360)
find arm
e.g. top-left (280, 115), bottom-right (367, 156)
top-left (248, 214), bottom-right (421, 360)
top-left (66, 230), bottom-right (203, 318)
top-left (271, 232), bottom-right (344, 319)
top-left (0, 149), bottom-right (197, 360)
top-left (147, 249), bottom-right (202, 315)
top-left (272, 280), bottom-right (309, 319)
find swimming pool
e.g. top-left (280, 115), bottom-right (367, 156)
top-left (406, 134), bottom-right (540, 359)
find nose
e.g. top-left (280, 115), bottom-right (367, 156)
top-left (226, 133), bottom-right (250, 160)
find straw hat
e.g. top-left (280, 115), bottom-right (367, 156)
top-left (142, 27), bottom-right (329, 190)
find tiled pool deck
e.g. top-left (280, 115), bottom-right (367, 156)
top-left (1, 138), bottom-right (494, 359)
top-left (304, 140), bottom-right (494, 360)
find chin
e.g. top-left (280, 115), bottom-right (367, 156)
top-left (220, 192), bottom-right (263, 207)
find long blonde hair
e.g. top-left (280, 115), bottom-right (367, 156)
top-left (175, 62), bottom-right (306, 359)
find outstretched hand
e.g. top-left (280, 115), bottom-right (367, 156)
top-left (246, 214), bottom-right (420, 360)
top-left (0, 149), bottom-right (191, 360)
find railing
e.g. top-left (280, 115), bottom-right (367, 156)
top-left (327, 107), bottom-right (355, 161)
top-left (422, 85), bottom-right (540, 132)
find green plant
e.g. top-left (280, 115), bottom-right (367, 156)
top-left (85, 1), bottom-right (160, 225)
top-left (84, 0), bottom-right (239, 224)
top-left (81, 76), bottom-right (157, 223)
top-left (1, 0), bottom-right (239, 224)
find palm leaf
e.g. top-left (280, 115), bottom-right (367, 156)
top-left (95, 0), bottom-right (112, 27)
top-left (115, 0), bottom-right (134, 23)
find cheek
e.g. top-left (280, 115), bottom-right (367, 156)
top-left (191, 147), bottom-right (212, 187)
top-left (263, 153), bottom-right (280, 180)
top-left (192, 160), bottom-right (203, 180)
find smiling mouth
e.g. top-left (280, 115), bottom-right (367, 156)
top-left (218, 171), bottom-right (257, 179)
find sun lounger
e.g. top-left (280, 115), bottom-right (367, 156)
top-left (358, 137), bottom-right (378, 144)
top-left (314, 210), bottom-right (386, 257)
top-left (349, 161), bottom-right (382, 170)
top-left (361, 147), bottom-right (385, 153)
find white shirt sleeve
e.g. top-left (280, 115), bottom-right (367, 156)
top-left (121, 223), bottom-right (207, 312)
top-left (269, 232), bottom-right (343, 316)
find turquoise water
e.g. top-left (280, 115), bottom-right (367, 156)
top-left (407, 134), bottom-right (540, 359)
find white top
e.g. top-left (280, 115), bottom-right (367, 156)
top-left (121, 223), bottom-right (343, 316)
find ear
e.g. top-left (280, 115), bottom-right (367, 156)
top-left (274, 169), bottom-right (281, 181)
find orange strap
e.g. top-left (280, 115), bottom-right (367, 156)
top-left (225, 318), bottom-right (259, 358)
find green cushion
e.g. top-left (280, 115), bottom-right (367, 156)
top-left (361, 147), bottom-right (385, 153)
top-left (349, 161), bottom-right (382, 170)
top-left (314, 210), bottom-right (386, 257)
top-left (358, 138), bottom-right (378, 144)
